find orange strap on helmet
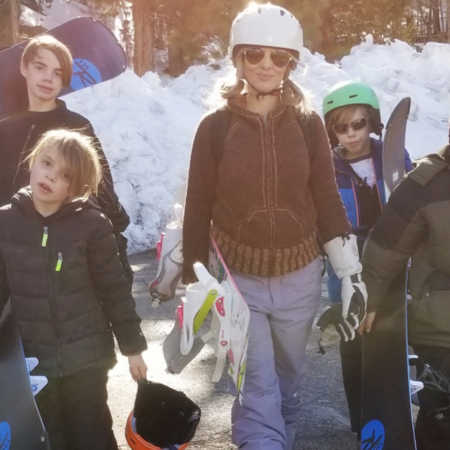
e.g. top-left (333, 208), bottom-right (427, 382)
top-left (125, 412), bottom-right (190, 450)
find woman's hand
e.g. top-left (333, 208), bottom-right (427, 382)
top-left (358, 311), bottom-right (376, 334)
top-left (128, 354), bottom-right (147, 382)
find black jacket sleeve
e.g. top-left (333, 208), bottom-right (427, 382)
top-left (84, 121), bottom-right (130, 233)
top-left (0, 252), bottom-right (10, 317)
top-left (87, 212), bottom-right (146, 355)
top-left (362, 177), bottom-right (427, 311)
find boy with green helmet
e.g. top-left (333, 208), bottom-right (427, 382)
top-left (318, 80), bottom-right (412, 440)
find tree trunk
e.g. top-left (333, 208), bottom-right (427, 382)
top-left (132, 0), bottom-right (155, 76)
top-left (167, 25), bottom-right (185, 76)
top-left (9, 0), bottom-right (19, 44)
top-left (431, 0), bottom-right (441, 34)
top-left (447, 0), bottom-right (450, 40)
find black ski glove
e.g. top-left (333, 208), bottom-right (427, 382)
top-left (316, 304), bottom-right (358, 354)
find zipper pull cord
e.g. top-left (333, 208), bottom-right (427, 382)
top-left (41, 226), bottom-right (48, 247)
top-left (55, 252), bottom-right (63, 272)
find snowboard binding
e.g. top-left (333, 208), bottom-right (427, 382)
top-left (162, 262), bottom-right (249, 393)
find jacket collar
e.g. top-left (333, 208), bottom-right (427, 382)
top-left (333, 138), bottom-right (380, 173)
top-left (26, 99), bottom-right (67, 121)
top-left (11, 186), bottom-right (95, 224)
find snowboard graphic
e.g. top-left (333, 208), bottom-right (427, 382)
top-left (382, 97), bottom-right (411, 199)
top-left (208, 237), bottom-right (250, 395)
top-left (0, 17), bottom-right (127, 116)
top-left (162, 237), bottom-right (249, 395)
top-left (0, 305), bottom-right (50, 450)
top-left (361, 270), bottom-right (416, 450)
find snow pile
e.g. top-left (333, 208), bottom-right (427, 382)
top-left (64, 38), bottom-right (450, 253)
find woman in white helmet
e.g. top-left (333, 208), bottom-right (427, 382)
top-left (182, 3), bottom-right (367, 449)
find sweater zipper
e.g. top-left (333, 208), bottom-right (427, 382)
top-left (42, 225), bottom-right (63, 376)
top-left (259, 116), bottom-right (276, 252)
top-left (256, 115), bottom-right (278, 275)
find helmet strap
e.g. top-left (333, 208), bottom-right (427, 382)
top-left (243, 77), bottom-right (285, 99)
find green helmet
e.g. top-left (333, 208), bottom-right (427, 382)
top-left (322, 81), bottom-right (380, 117)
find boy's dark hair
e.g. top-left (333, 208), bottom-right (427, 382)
top-left (21, 35), bottom-right (73, 87)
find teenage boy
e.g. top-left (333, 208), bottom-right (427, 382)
top-left (0, 34), bottom-right (133, 282)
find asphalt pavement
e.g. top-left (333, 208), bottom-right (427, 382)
top-left (108, 250), bottom-right (361, 450)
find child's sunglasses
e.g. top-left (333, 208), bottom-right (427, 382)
top-left (334, 117), bottom-right (368, 135)
top-left (243, 48), bottom-right (294, 68)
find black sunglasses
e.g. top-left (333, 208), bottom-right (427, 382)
top-left (334, 117), bottom-right (368, 135)
top-left (243, 48), bottom-right (293, 68)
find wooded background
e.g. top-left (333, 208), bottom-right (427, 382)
top-left (2, 0), bottom-right (450, 76)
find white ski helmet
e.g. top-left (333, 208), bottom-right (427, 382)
top-left (230, 3), bottom-right (303, 59)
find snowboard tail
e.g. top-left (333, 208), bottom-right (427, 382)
top-left (0, 304), bottom-right (50, 450)
top-left (0, 17), bottom-right (127, 116)
top-left (361, 270), bottom-right (416, 450)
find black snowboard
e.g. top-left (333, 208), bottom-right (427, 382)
top-left (360, 97), bottom-right (415, 450)
top-left (360, 270), bottom-right (416, 450)
top-left (0, 17), bottom-right (127, 116)
top-left (0, 303), bottom-right (50, 450)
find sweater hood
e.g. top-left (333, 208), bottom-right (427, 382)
top-left (408, 145), bottom-right (450, 187)
top-left (437, 144), bottom-right (450, 165)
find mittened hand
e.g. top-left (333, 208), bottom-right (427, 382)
top-left (341, 273), bottom-right (367, 326)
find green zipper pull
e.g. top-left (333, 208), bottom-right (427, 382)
top-left (55, 252), bottom-right (63, 272)
top-left (41, 226), bottom-right (48, 247)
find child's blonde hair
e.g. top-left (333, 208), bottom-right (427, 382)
top-left (21, 35), bottom-right (73, 87)
top-left (28, 129), bottom-right (102, 199)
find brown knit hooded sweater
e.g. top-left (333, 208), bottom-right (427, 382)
top-left (182, 89), bottom-right (350, 282)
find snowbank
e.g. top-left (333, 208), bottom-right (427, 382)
top-left (64, 38), bottom-right (450, 252)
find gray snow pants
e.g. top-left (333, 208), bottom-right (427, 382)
top-left (231, 258), bottom-right (322, 450)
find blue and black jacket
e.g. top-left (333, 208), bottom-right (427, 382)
top-left (327, 137), bottom-right (413, 301)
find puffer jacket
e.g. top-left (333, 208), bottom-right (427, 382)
top-left (0, 99), bottom-right (129, 233)
top-left (0, 188), bottom-right (146, 377)
top-left (183, 95), bottom-right (350, 281)
top-left (363, 145), bottom-right (450, 349)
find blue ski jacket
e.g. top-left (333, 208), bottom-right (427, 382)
top-left (327, 138), bottom-right (413, 302)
